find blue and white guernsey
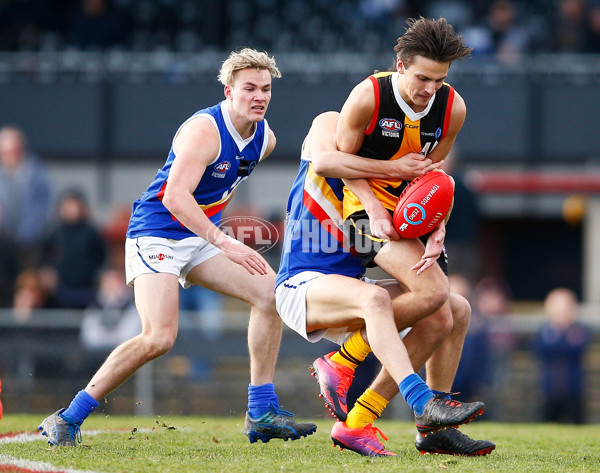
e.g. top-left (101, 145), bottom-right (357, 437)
top-left (127, 101), bottom-right (270, 239)
top-left (275, 154), bottom-right (363, 289)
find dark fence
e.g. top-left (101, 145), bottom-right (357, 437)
top-left (1, 309), bottom-right (599, 423)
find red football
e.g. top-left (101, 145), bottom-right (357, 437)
top-left (392, 171), bottom-right (454, 238)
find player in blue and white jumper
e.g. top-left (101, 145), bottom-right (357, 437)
top-left (38, 48), bottom-right (316, 446)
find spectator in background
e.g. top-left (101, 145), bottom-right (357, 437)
top-left (451, 274), bottom-right (491, 401)
top-left (0, 126), bottom-right (52, 268)
top-left (486, 0), bottom-right (531, 61)
top-left (586, 1), bottom-right (600, 52)
top-left (80, 267), bottom-right (140, 351)
top-left (454, 276), bottom-right (516, 419)
top-left (0, 0), bottom-right (60, 51)
top-left (550, 0), bottom-right (590, 52)
top-left (533, 287), bottom-right (590, 423)
top-left (12, 267), bottom-right (56, 322)
top-left (473, 276), bottom-right (516, 420)
top-left (42, 188), bottom-right (106, 309)
top-left (66, 0), bottom-right (130, 50)
top-left (461, 0), bottom-right (530, 62)
top-left (0, 213), bottom-right (21, 308)
top-left (101, 204), bottom-right (131, 271)
top-left (359, 0), bottom-right (414, 28)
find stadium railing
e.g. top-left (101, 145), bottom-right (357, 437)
top-left (1, 308), bottom-right (599, 423)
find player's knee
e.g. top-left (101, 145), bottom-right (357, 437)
top-left (247, 273), bottom-right (277, 311)
top-left (450, 293), bottom-right (471, 332)
top-left (251, 285), bottom-right (277, 314)
top-left (141, 332), bottom-right (177, 360)
top-left (416, 280), bottom-right (449, 314)
top-left (433, 307), bottom-right (454, 338)
top-left (363, 285), bottom-right (393, 317)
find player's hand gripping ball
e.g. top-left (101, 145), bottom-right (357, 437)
top-left (392, 171), bottom-right (454, 238)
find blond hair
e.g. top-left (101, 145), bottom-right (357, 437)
top-left (218, 48), bottom-right (281, 86)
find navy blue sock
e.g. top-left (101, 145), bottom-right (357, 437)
top-left (248, 383), bottom-right (279, 418)
top-left (61, 390), bottom-right (99, 425)
top-left (398, 373), bottom-right (434, 416)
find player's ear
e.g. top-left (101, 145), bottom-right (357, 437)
top-left (396, 58), bottom-right (404, 73)
top-left (224, 84), bottom-right (233, 99)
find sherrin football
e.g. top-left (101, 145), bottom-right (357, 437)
top-left (392, 171), bottom-right (454, 238)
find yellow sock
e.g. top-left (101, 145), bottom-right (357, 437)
top-left (330, 331), bottom-right (371, 370)
top-left (346, 389), bottom-right (389, 429)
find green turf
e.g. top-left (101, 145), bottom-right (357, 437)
top-left (1, 415), bottom-right (599, 473)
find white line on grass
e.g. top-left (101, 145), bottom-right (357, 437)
top-left (0, 429), bottom-right (152, 473)
top-left (0, 430), bottom-right (114, 444)
top-left (0, 453), bottom-right (93, 473)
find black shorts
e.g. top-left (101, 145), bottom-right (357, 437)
top-left (347, 210), bottom-right (448, 274)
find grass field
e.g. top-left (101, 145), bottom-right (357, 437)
top-left (1, 415), bottom-right (599, 473)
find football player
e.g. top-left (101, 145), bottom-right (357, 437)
top-left (38, 48), bottom-right (316, 447)
top-left (276, 110), bottom-right (492, 456)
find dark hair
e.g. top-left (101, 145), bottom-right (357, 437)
top-left (394, 17), bottom-right (472, 68)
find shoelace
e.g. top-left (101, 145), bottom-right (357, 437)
top-left (436, 392), bottom-right (462, 407)
top-left (65, 422), bottom-right (82, 444)
top-left (268, 403), bottom-right (294, 418)
top-left (336, 373), bottom-right (352, 396)
top-left (446, 428), bottom-right (472, 443)
top-left (364, 424), bottom-right (389, 442)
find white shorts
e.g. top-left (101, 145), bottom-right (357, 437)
top-left (275, 271), bottom-right (411, 346)
top-left (125, 236), bottom-right (222, 288)
top-left (275, 271), bottom-right (378, 346)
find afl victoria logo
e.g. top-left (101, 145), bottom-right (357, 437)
top-left (403, 203), bottom-right (426, 225)
top-left (379, 118), bottom-right (402, 131)
top-left (215, 162), bottom-right (231, 173)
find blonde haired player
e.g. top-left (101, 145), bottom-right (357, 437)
top-left (39, 48), bottom-right (316, 446)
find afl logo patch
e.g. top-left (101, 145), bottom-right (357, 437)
top-left (379, 118), bottom-right (402, 131)
top-left (215, 162), bottom-right (231, 173)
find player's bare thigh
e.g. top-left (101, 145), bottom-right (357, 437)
top-left (305, 274), bottom-right (389, 333)
top-left (133, 272), bottom-right (180, 335)
top-left (185, 252), bottom-right (276, 306)
top-left (374, 237), bottom-right (448, 290)
top-left (375, 278), bottom-right (408, 297)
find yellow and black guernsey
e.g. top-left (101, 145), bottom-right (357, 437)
top-left (342, 71), bottom-right (455, 220)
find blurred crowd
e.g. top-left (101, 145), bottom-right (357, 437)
top-left (451, 276), bottom-right (591, 423)
top-left (0, 124), bottom-right (117, 316)
top-left (0, 0), bottom-right (599, 58)
top-left (0, 124), bottom-right (227, 330)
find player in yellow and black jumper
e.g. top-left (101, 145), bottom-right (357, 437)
top-left (312, 17), bottom-right (496, 456)
top-left (343, 69), bottom-right (455, 269)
